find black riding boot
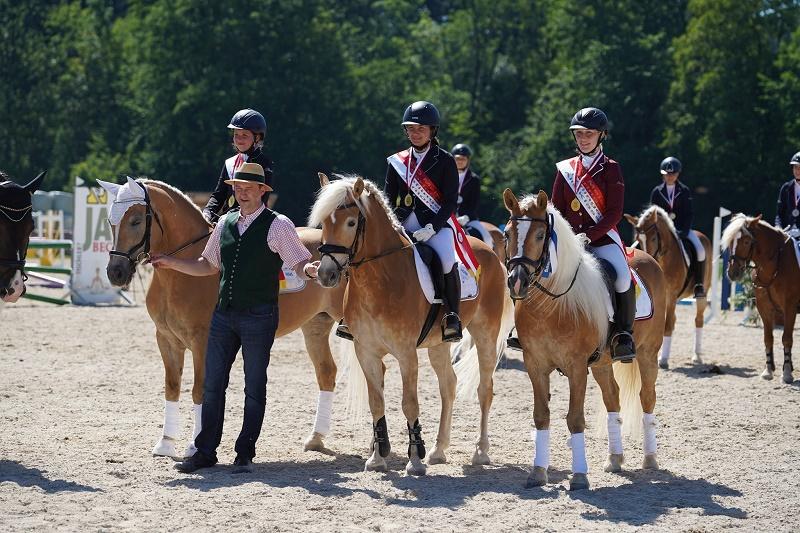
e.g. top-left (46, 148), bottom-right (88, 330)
top-left (335, 319), bottom-right (353, 341)
top-left (611, 286), bottom-right (636, 363)
top-left (442, 267), bottom-right (463, 342)
top-left (692, 259), bottom-right (706, 298)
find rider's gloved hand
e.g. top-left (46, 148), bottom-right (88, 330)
top-left (457, 215), bottom-right (470, 226)
top-left (413, 224), bottom-right (436, 242)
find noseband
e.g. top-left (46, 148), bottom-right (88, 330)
top-left (108, 181), bottom-right (163, 266)
top-left (728, 226), bottom-right (786, 288)
top-left (505, 214), bottom-right (551, 279)
top-left (0, 191), bottom-right (33, 279)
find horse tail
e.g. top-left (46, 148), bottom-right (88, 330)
top-left (454, 281), bottom-right (515, 403)
top-left (332, 330), bottom-right (370, 438)
top-left (613, 359), bottom-right (644, 441)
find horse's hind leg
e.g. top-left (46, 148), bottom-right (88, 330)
top-left (590, 365), bottom-right (624, 473)
top-left (152, 330), bottom-right (186, 459)
top-left (693, 297), bottom-right (707, 364)
top-left (300, 313), bottom-right (338, 452)
top-left (756, 294), bottom-right (776, 380)
top-left (660, 300), bottom-right (677, 369)
top-left (780, 304), bottom-right (796, 384)
top-left (471, 329), bottom-right (499, 466)
top-left (425, 343), bottom-right (455, 465)
top-left (638, 348), bottom-right (660, 469)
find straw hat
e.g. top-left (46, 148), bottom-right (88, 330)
top-left (224, 162), bottom-right (273, 191)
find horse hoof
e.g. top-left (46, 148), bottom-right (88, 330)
top-left (471, 448), bottom-right (491, 466)
top-left (658, 359), bottom-right (669, 370)
top-left (643, 453), bottom-right (659, 470)
top-left (761, 368), bottom-right (774, 380)
top-left (405, 460), bottom-right (427, 476)
top-left (152, 437), bottom-right (181, 458)
top-left (603, 453), bottom-right (624, 473)
top-left (364, 457), bottom-right (388, 472)
top-left (569, 472), bottom-right (590, 491)
top-left (525, 466), bottom-right (548, 487)
top-left (427, 449), bottom-right (447, 465)
top-left (692, 354), bottom-right (703, 365)
top-left (782, 370), bottom-right (794, 384)
top-left (303, 432), bottom-right (326, 452)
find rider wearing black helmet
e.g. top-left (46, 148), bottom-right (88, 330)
top-left (775, 151), bottom-right (800, 237)
top-left (452, 143), bottom-right (491, 245)
top-left (649, 156), bottom-right (706, 298)
top-left (203, 108), bottom-right (274, 224)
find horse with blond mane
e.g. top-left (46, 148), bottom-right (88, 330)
top-left (503, 189), bottom-right (666, 490)
top-left (310, 173), bottom-right (513, 476)
top-left (722, 214), bottom-right (799, 384)
top-left (100, 177), bottom-right (345, 458)
top-left (624, 206), bottom-right (711, 368)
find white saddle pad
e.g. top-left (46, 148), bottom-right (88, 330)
top-left (676, 238), bottom-right (690, 268)
top-left (279, 265), bottom-right (306, 294)
top-left (412, 247), bottom-right (478, 305)
top-left (604, 268), bottom-right (653, 322)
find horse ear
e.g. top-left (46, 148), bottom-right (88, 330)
top-left (502, 188), bottom-right (520, 215)
top-left (96, 179), bottom-right (121, 199)
top-left (623, 213), bottom-right (638, 226)
top-left (753, 214), bottom-right (762, 223)
top-left (535, 190), bottom-right (549, 210)
top-left (23, 170), bottom-right (47, 193)
top-left (318, 172), bottom-right (329, 188)
top-left (353, 177), bottom-right (364, 197)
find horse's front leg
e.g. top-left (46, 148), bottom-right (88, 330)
top-left (660, 299), bottom-right (678, 369)
top-left (590, 365), bottom-right (623, 473)
top-left (152, 330), bottom-right (186, 459)
top-left (781, 300), bottom-right (796, 384)
top-left (355, 343), bottom-right (390, 472)
top-left (525, 357), bottom-right (551, 488)
top-left (693, 294), bottom-right (707, 364)
top-left (425, 343), bottom-right (455, 465)
top-left (300, 313), bottom-right (338, 452)
top-left (755, 293), bottom-right (776, 380)
top-left (565, 365), bottom-right (589, 491)
top-left (396, 348), bottom-right (426, 476)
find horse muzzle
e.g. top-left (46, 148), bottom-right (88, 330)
top-left (317, 256), bottom-right (345, 288)
top-left (107, 256), bottom-right (135, 287)
top-left (727, 262), bottom-right (745, 283)
top-left (507, 264), bottom-right (531, 300)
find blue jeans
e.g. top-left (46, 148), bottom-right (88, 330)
top-left (194, 303), bottom-right (279, 462)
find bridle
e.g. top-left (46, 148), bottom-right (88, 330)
top-left (317, 198), bottom-right (412, 277)
top-left (108, 180), bottom-right (164, 267)
top-left (0, 189), bottom-right (33, 279)
top-left (505, 212), bottom-right (580, 300)
top-left (634, 222), bottom-right (664, 259)
top-left (729, 225), bottom-right (787, 289)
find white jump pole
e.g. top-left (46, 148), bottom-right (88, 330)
top-left (706, 206), bottom-right (732, 324)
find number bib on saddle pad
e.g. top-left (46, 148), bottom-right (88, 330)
top-left (412, 247), bottom-right (478, 304)
top-left (279, 266), bottom-right (305, 293)
top-left (603, 267), bottom-right (653, 322)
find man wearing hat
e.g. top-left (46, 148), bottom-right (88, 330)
top-left (775, 151), bottom-right (800, 237)
top-left (151, 162), bottom-right (318, 474)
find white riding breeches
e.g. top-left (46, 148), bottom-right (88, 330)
top-left (588, 243), bottom-right (631, 293)
top-left (684, 230), bottom-right (706, 261)
top-left (403, 212), bottom-right (457, 273)
top-left (465, 219), bottom-right (493, 246)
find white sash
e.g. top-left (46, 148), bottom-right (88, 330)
top-left (224, 153), bottom-right (246, 180)
top-left (387, 152), bottom-right (441, 214)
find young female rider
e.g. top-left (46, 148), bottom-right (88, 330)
top-left (650, 156), bottom-right (706, 298)
top-left (551, 107), bottom-right (635, 362)
top-left (203, 108), bottom-right (273, 224)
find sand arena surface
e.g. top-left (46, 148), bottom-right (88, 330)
top-left (1, 298), bottom-right (799, 531)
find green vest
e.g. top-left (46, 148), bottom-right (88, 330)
top-left (218, 208), bottom-right (283, 310)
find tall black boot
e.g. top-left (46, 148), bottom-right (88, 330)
top-left (442, 267), bottom-right (463, 342)
top-left (692, 259), bottom-right (706, 298)
top-left (611, 286), bottom-right (636, 363)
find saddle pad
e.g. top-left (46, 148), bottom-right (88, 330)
top-left (413, 247), bottom-right (479, 305)
top-left (604, 268), bottom-right (653, 322)
top-left (677, 238), bottom-right (690, 268)
top-left (791, 236), bottom-right (800, 269)
top-left (279, 265), bottom-right (306, 294)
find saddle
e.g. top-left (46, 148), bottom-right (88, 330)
top-left (465, 226), bottom-right (483, 240)
top-left (679, 235), bottom-right (698, 293)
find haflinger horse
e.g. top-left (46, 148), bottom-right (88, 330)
top-left (722, 214), bottom-right (799, 384)
top-left (482, 221), bottom-right (507, 264)
top-left (99, 177), bottom-right (346, 459)
top-left (0, 170), bottom-right (47, 304)
top-left (310, 173), bottom-right (513, 476)
top-left (503, 189), bottom-right (666, 490)
top-left (624, 206), bottom-right (711, 368)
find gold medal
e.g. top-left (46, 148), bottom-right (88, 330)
top-left (570, 198), bottom-right (581, 212)
top-left (404, 194), bottom-right (413, 207)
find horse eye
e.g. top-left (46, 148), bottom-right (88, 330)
top-left (536, 231), bottom-right (545, 241)
top-left (130, 218), bottom-right (141, 227)
top-left (347, 219), bottom-right (356, 228)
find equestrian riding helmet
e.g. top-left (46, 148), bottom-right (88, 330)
top-left (401, 101), bottom-right (440, 127)
top-left (569, 107), bottom-right (609, 132)
top-left (451, 144), bottom-right (473, 157)
top-left (660, 156), bottom-right (682, 175)
top-left (791, 151), bottom-right (800, 165)
top-left (228, 108), bottom-right (267, 136)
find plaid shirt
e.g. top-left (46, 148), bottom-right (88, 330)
top-left (202, 204), bottom-right (312, 270)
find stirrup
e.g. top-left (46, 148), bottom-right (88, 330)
top-left (441, 312), bottom-right (462, 342)
top-left (335, 321), bottom-right (354, 341)
top-left (610, 331), bottom-right (635, 363)
top-left (693, 284), bottom-right (706, 298)
top-left (506, 336), bottom-right (523, 352)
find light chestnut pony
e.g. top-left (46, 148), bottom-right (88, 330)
top-left (481, 221), bottom-right (506, 264)
top-left (503, 189), bottom-right (666, 490)
top-left (624, 206), bottom-right (711, 368)
top-left (102, 179), bottom-right (345, 458)
top-left (722, 214), bottom-right (798, 384)
top-left (310, 174), bottom-right (513, 476)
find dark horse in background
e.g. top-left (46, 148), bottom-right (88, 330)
top-left (0, 170), bottom-right (47, 304)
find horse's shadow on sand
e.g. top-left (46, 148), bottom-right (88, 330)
top-left (670, 364), bottom-right (757, 379)
top-left (0, 460), bottom-right (102, 493)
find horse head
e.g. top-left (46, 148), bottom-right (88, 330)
top-left (625, 206), bottom-right (670, 259)
top-left (98, 177), bottom-right (163, 287)
top-left (502, 188), bottom-right (550, 300)
top-left (0, 170), bottom-right (46, 303)
top-left (722, 214), bottom-right (763, 283)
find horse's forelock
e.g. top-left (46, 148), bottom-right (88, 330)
top-left (308, 174), bottom-right (402, 231)
top-left (720, 214), bottom-right (750, 250)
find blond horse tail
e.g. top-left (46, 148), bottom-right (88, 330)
top-left (613, 359), bottom-right (643, 440)
top-left (454, 283), bottom-right (515, 403)
top-left (331, 329), bottom-right (370, 439)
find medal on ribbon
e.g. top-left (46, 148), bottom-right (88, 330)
top-left (404, 194), bottom-right (413, 207)
top-left (571, 198), bottom-right (581, 212)
top-left (669, 212), bottom-right (676, 220)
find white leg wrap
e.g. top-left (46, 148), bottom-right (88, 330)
top-left (532, 428), bottom-right (550, 468)
top-left (694, 328), bottom-right (703, 355)
top-left (192, 404), bottom-right (202, 440)
top-left (312, 391), bottom-right (335, 436)
top-left (163, 400), bottom-right (180, 439)
top-left (607, 412), bottom-right (623, 455)
top-left (660, 336), bottom-right (672, 363)
top-left (568, 432), bottom-right (588, 474)
top-left (643, 413), bottom-right (657, 455)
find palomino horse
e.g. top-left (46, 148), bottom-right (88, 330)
top-left (504, 189), bottom-right (666, 490)
top-left (310, 174), bottom-right (513, 476)
top-left (0, 170), bottom-right (47, 304)
top-left (100, 177), bottom-right (345, 458)
top-left (624, 206), bottom-right (711, 368)
top-left (722, 214), bottom-right (798, 384)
